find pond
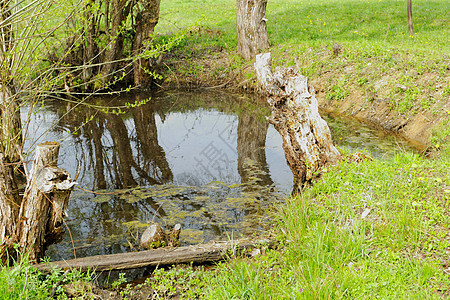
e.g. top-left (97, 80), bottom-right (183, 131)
top-left (21, 90), bottom-right (419, 262)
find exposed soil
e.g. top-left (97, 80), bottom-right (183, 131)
top-left (161, 46), bottom-right (449, 148)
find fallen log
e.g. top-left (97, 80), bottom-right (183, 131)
top-left (255, 53), bottom-right (341, 192)
top-left (34, 238), bottom-right (277, 272)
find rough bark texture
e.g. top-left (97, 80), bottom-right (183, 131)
top-left (16, 142), bottom-right (75, 262)
top-left (0, 85), bottom-right (21, 247)
top-left (255, 53), bottom-right (341, 191)
top-left (35, 238), bottom-right (277, 272)
top-left (132, 0), bottom-right (161, 86)
top-left (407, 0), bottom-right (414, 35)
top-left (100, 0), bottom-right (133, 85)
top-left (236, 0), bottom-right (270, 60)
top-left (0, 152), bottom-right (20, 241)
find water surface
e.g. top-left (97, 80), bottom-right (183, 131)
top-left (21, 90), bottom-right (417, 261)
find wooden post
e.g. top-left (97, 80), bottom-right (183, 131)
top-left (407, 0), bottom-right (414, 35)
top-left (16, 142), bottom-right (75, 262)
top-left (255, 53), bottom-right (341, 192)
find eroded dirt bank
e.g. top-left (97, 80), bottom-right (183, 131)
top-left (161, 47), bottom-right (449, 148)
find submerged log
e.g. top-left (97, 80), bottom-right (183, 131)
top-left (255, 53), bottom-right (341, 191)
top-left (34, 237), bottom-right (277, 272)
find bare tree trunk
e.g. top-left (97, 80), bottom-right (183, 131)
top-left (255, 53), bottom-right (341, 192)
top-left (0, 86), bottom-right (22, 263)
top-left (82, 0), bottom-right (98, 87)
top-left (16, 142), bottom-right (75, 262)
top-left (132, 0), bottom-right (161, 86)
top-left (407, 0), bottom-right (414, 35)
top-left (236, 0), bottom-right (270, 60)
top-left (100, 0), bottom-right (133, 86)
top-left (0, 152), bottom-right (20, 241)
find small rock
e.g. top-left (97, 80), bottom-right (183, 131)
top-left (395, 84), bottom-right (408, 91)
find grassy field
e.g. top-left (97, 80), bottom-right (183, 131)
top-left (1, 0), bottom-right (449, 298)
top-left (158, 0), bottom-right (449, 51)
top-left (158, 0), bottom-right (449, 119)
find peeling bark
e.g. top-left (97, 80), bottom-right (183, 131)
top-left (16, 142), bottom-right (75, 262)
top-left (255, 53), bottom-right (341, 192)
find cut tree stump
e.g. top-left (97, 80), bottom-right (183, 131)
top-left (255, 53), bottom-right (341, 192)
top-left (140, 223), bottom-right (182, 250)
top-left (34, 238), bottom-right (277, 272)
top-left (16, 142), bottom-right (76, 261)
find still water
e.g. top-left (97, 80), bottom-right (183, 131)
top-left (21, 90), bottom-right (418, 261)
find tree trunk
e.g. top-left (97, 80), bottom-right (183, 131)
top-left (100, 0), bottom-right (133, 86)
top-left (132, 0), bottom-right (161, 86)
top-left (255, 53), bottom-right (341, 192)
top-left (16, 142), bottom-right (75, 262)
top-left (82, 0), bottom-right (98, 87)
top-left (407, 0), bottom-right (414, 35)
top-left (0, 152), bottom-right (20, 242)
top-left (236, 0), bottom-right (270, 60)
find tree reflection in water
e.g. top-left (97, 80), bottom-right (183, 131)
top-left (42, 91), bottom-right (286, 260)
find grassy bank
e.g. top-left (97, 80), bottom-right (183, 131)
top-left (158, 0), bottom-right (449, 145)
top-left (155, 0), bottom-right (450, 298)
top-left (205, 148), bottom-right (450, 298)
top-left (2, 0), bottom-right (448, 298)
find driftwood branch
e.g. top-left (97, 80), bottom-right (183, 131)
top-left (255, 53), bottom-right (341, 192)
top-left (34, 238), bottom-right (277, 272)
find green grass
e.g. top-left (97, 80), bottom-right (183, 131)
top-left (206, 149), bottom-right (450, 299)
top-left (152, 1), bottom-right (450, 298)
top-left (158, 0), bottom-right (449, 54)
top-left (158, 0), bottom-right (449, 118)
top-left (0, 254), bottom-right (93, 299)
